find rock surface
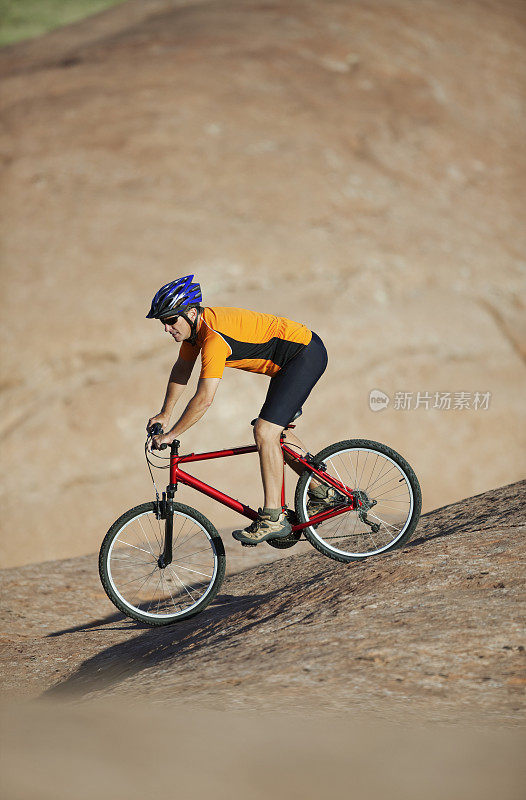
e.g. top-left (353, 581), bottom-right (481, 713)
top-left (1, 480), bottom-right (524, 724)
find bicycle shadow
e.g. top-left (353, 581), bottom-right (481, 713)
top-left (45, 594), bottom-right (247, 636)
top-left (43, 572), bottom-right (326, 700)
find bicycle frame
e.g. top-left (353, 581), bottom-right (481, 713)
top-left (165, 430), bottom-right (358, 534)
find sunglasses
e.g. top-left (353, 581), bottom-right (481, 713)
top-left (160, 315), bottom-right (179, 326)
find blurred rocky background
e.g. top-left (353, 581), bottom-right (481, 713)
top-left (1, 0), bottom-right (525, 567)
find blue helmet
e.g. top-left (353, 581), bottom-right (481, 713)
top-left (146, 275), bottom-right (202, 319)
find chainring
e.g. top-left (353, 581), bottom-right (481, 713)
top-left (267, 510), bottom-right (302, 549)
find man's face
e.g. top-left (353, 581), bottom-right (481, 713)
top-left (161, 311), bottom-right (192, 342)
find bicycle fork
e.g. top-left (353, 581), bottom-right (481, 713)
top-left (156, 439), bottom-right (182, 569)
top-left (157, 486), bottom-right (175, 568)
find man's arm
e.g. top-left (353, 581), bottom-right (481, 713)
top-left (155, 378), bottom-right (221, 444)
top-left (147, 356), bottom-right (195, 432)
top-left (161, 357), bottom-right (195, 416)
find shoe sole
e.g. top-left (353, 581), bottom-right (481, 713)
top-left (232, 528), bottom-right (292, 545)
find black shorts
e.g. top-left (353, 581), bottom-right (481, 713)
top-left (259, 331), bottom-right (328, 428)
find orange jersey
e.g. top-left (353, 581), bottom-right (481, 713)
top-left (179, 307), bottom-right (312, 379)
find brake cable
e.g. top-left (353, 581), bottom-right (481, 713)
top-left (144, 434), bottom-right (170, 507)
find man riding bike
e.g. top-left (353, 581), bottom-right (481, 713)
top-left (147, 275), bottom-right (335, 545)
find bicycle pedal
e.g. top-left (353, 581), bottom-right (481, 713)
top-left (240, 541), bottom-right (258, 548)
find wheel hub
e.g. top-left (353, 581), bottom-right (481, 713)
top-left (352, 489), bottom-right (373, 511)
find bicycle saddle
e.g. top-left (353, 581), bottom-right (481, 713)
top-left (250, 408), bottom-right (302, 427)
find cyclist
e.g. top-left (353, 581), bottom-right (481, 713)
top-left (146, 275), bottom-right (334, 544)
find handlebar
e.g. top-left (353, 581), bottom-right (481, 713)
top-left (147, 422), bottom-right (168, 450)
top-left (147, 423), bottom-right (179, 453)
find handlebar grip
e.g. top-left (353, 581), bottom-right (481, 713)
top-left (148, 422), bottom-right (164, 436)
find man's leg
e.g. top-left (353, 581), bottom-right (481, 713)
top-left (282, 428), bottom-right (324, 489)
top-left (231, 417), bottom-right (291, 544)
top-left (236, 331), bottom-right (328, 539)
top-left (254, 423), bottom-right (325, 497)
top-left (281, 428), bottom-right (306, 477)
top-left (282, 428), bottom-right (345, 515)
top-left (253, 418), bottom-right (286, 508)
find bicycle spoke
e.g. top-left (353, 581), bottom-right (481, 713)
top-left (366, 465), bottom-right (398, 494)
top-left (161, 570), bottom-right (179, 611)
top-left (173, 526), bottom-right (204, 551)
top-left (168, 566), bottom-right (199, 602)
top-left (373, 497), bottom-right (410, 503)
top-left (336, 454), bottom-right (355, 490)
top-left (146, 573), bottom-right (163, 614)
top-left (128, 570), bottom-right (160, 610)
top-left (374, 504), bottom-right (410, 517)
top-left (326, 510), bottom-right (347, 540)
top-left (357, 450), bottom-right (369, 490)
top-left (369, 477), bottom-right (405, 497)
top-left (171, 563), bottom-right (213, 579)
top-left (120, 540), bottom-right (153, 556)
top-left (173, 515), bottom-right (191, 547)
top-left (368, 511), bottom-right (403, 532)
top-left (364, 453), bottom-right (381, 493)
top-left (119, 565), bottom-right (158, 588)
top-left (147, 512), bottom-right (163, 551)
top-left (173, 545), bottom-right (213, 558)
top-left (137, 517), bottom-right (157, 557)
top-left (111, 555), bottom-right (154, 565)
top-left (335, 458), bottom-right (355, 495)
top-left (121, 569), bottom-right (159, 589)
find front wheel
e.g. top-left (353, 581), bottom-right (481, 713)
top-left (295, 439), bottom-right (421, 563)
top-left (99, 502), bottom-right (226, 626)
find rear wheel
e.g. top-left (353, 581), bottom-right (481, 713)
top-left (294, 439), bottom-right (421, 563)
top-left (99, 502), bottom-right (225, 626)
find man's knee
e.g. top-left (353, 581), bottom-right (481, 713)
top-left (253, 417), bottom-right (283, 445)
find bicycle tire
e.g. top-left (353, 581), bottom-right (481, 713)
top-left (99, 501), bottom-right (226, 626)
top-left (294, 439), bottom-right (421, 563)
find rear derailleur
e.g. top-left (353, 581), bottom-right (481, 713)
top-left (353, 490), bottom-right (380, 533)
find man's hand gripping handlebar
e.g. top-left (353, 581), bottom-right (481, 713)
top-left (147, 422), bottom-right (180, 453)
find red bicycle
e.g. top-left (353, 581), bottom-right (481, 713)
top-left (99, 417), bottom-right (421, 626)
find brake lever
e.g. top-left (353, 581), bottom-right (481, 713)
top-left (146, 422), bottom-right (168, 451)
top-left (148, 422), bottom-right (164, 437)
top-left (146, 424), bottom-right (179, 452)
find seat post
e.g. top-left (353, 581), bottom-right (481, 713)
top-left (280, 430), bottom-right (286, 509)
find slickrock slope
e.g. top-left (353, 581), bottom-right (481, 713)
top-left (1, 0), bottom-right (525, 568)
top-left (1, 481), bottom-right (524, 723)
